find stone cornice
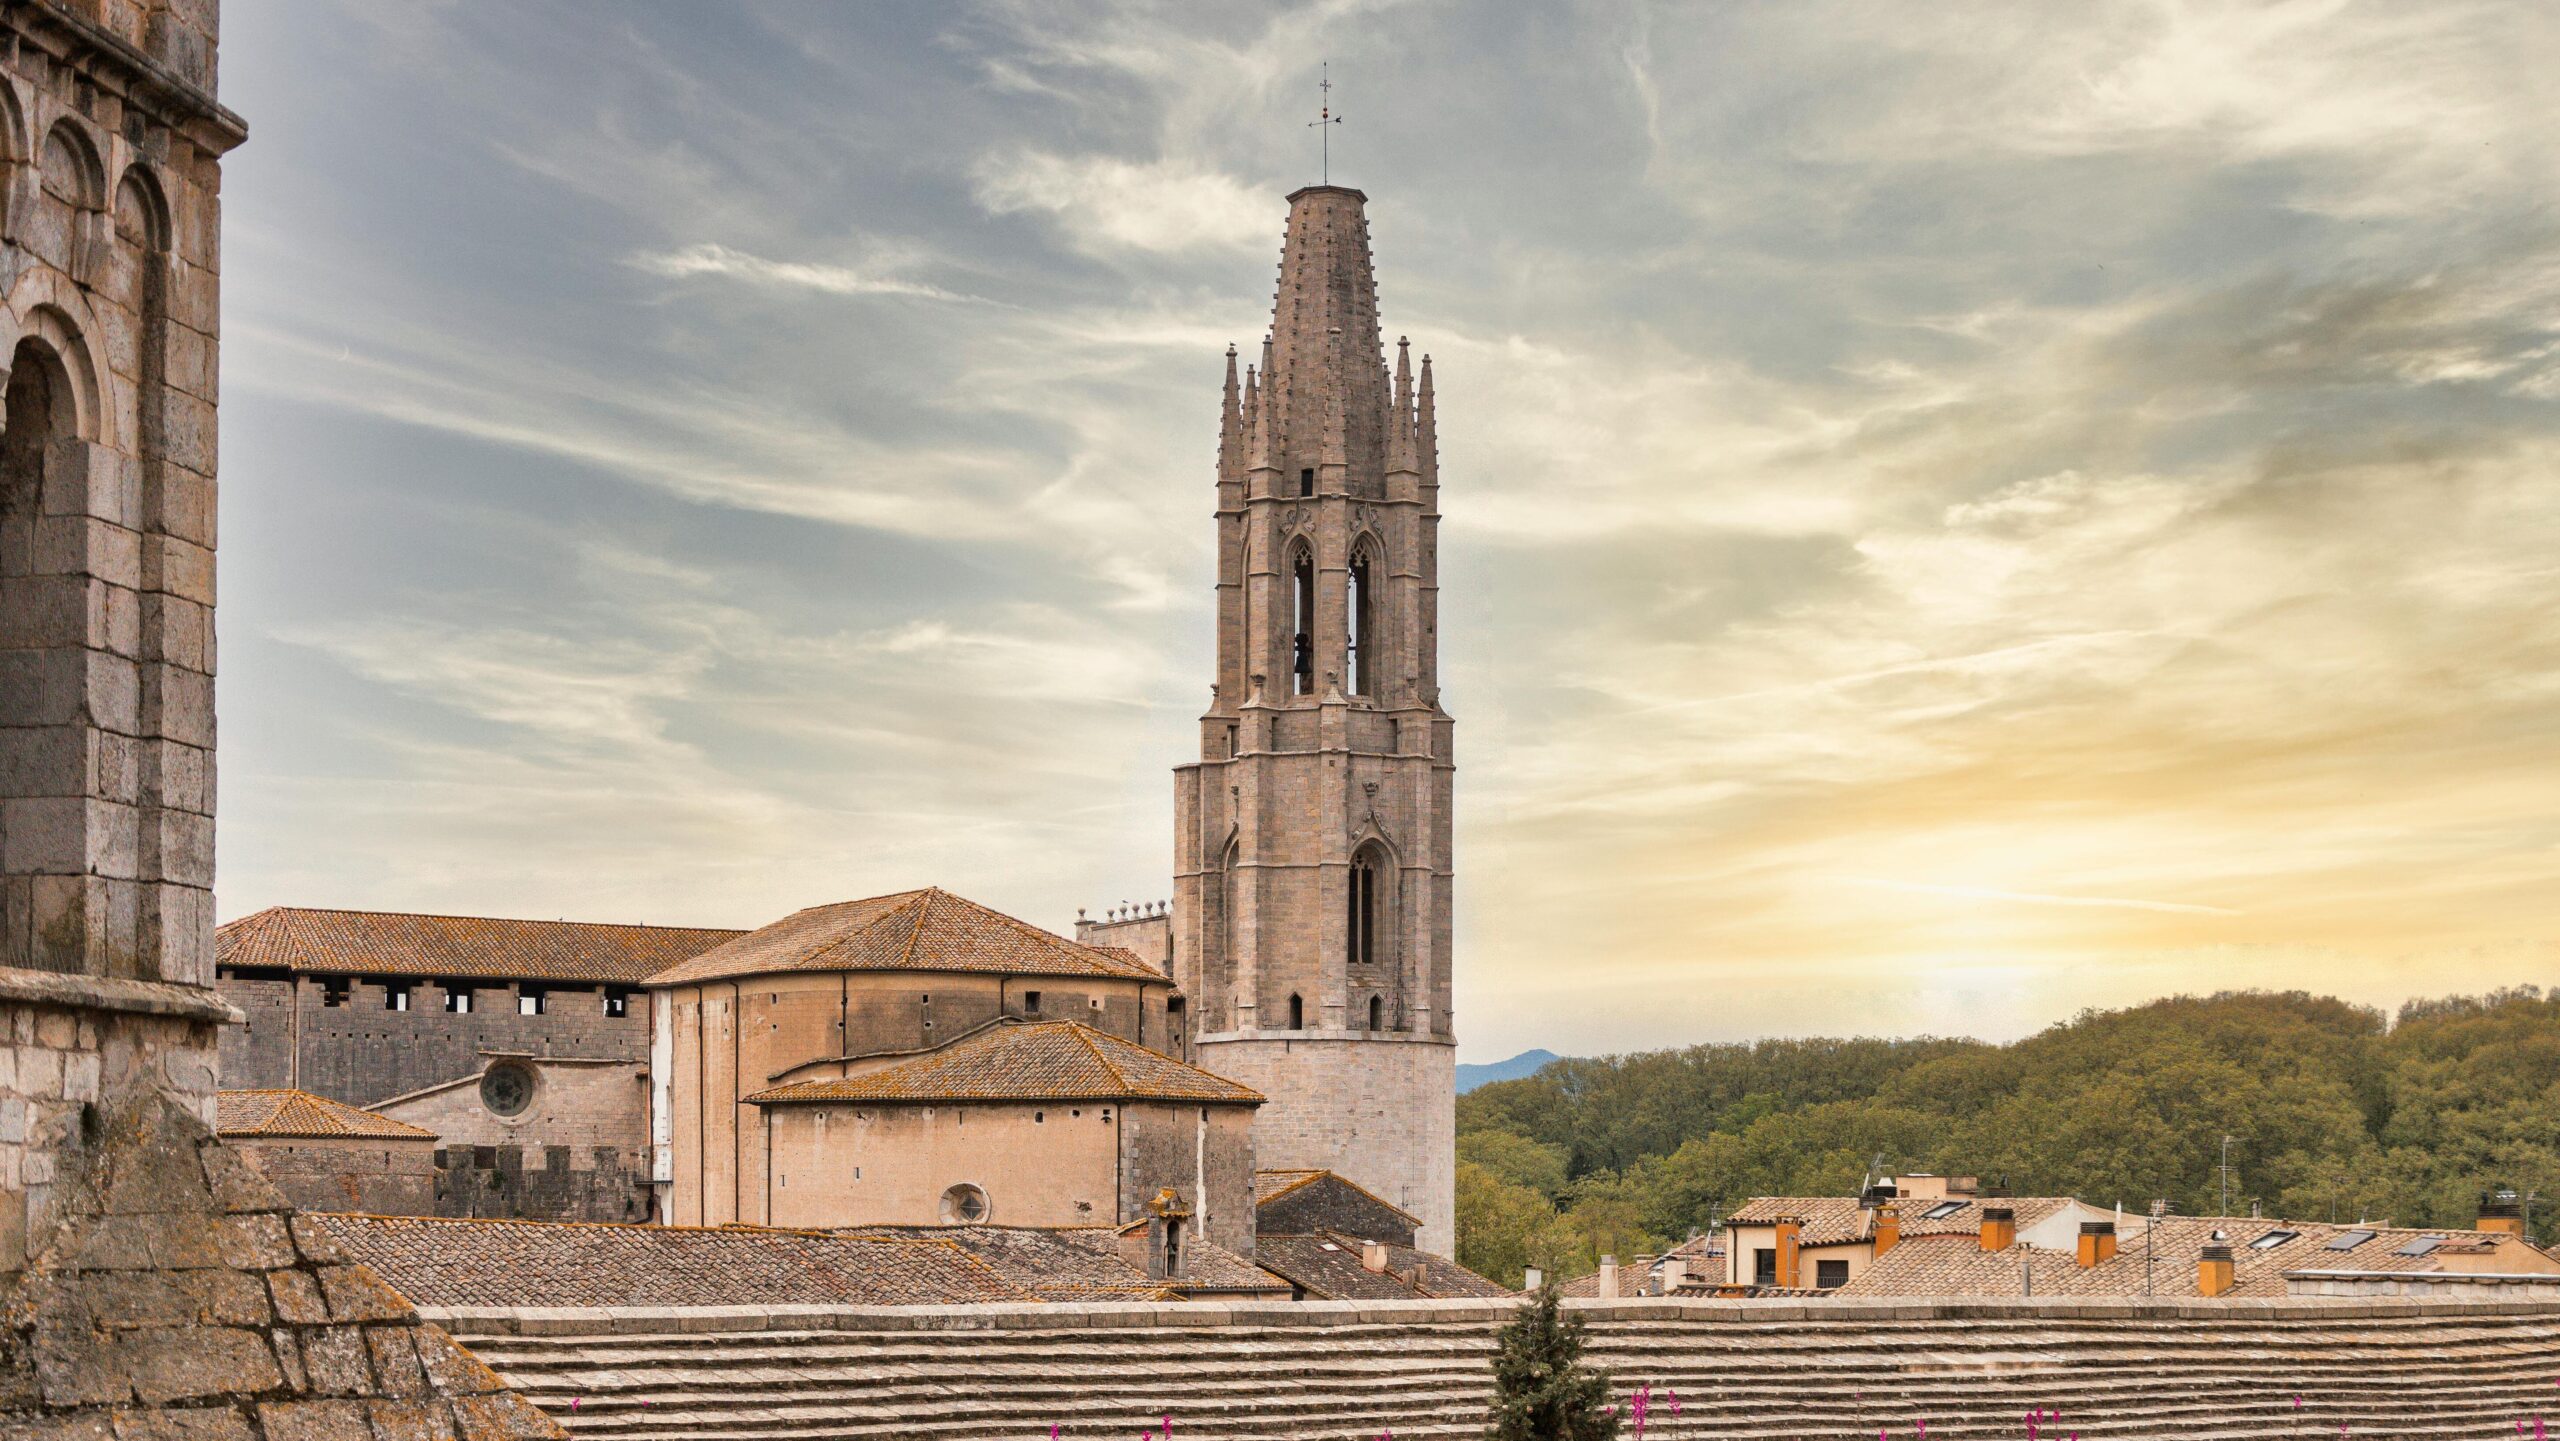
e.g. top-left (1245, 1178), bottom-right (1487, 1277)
top-left (0, 963), bottom-right (242, 1023)
top-left (7, 0), bottom-right (248, 154)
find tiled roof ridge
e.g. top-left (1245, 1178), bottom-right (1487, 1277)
top-left (216, 1088), bottom-right (439, 1140)
top-left (220, 904), bottom-right (747, 937)
top-left (1254, 1168), bottom-right (1422, 1225)
top-left (792, 888), bottom-right (926, 975)
top-left (940, 887), bottom-right (1161, 981)
top-left (743, 1019), bottom-right (1264, 1105)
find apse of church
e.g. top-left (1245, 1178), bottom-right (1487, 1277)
top-left (1171, 184), bottom-right (1457, 1254)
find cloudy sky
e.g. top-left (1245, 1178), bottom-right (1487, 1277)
top-left (216, 1), bottom-right (2560, 1059)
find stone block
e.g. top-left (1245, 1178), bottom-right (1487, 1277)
top-left (364, 1326), bottom-right (428, 1399)
top-left (109, 1405), bottom-right (258, 1440)
top-left (268, 1268), bottom-right (328, 1325)
top-left (299, 1323), bottom-right (376, 1396)
top-left (158, 468), bottom-right (215, 549)
top-left (290, 1215), bottom-right (349, 1264)
top-left (408, 1328), bottom-right (499, 1397)
top-left (144, 535), bottom-right (214, 607)
top-left (318, 1264), bottom-right (411, 1324)
top-left (86, 651), bottom-right (142, 735)
top-left (254, 1401), bottom-right (372, 1441)
top-left (0, 650), bottom-right (83, 727)
top-left (157, 666), bottom-right (212, 747)
top-left (363, 1401), bottom-right (457, 1441)
top-left (212, 1213), bottom-right (293, 1270)
top-left (94, 732), bottom-right (139, 805)
top-left (203, 1141), bottom-right (287, 1214)
top-left (0, 574), bottom-right (83, 649)
top-left (7, 794), bottom-right (87, 872)
top-left (163, 315), bottom-right (217, 401)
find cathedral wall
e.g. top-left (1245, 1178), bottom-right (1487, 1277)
top-left (1194, 1034), bottom-right (1454, 1255)
top-left (762, 1098), bottom-right (1118, 1231)
top-left (371, 1057), bottom-right (649, 1222)
top-left (214, 973), bottom-right (649, 1107)
top-left (658, 971), bottom-right (1171, 1225)
top-left (1116, 1101), bottom-right (1257, 1256)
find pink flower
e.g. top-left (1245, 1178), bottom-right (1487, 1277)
top-left (2295, 1396), bottom-right (2305, 1411)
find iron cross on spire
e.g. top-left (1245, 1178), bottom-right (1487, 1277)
top-left (1307, 61), bottom-right (1342, 184)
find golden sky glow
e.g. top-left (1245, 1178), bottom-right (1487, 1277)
top-left (213, 2), bottom-right (2560, 1057)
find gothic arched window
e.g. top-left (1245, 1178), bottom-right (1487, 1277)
top-left (1348, 544), bottom-right (1374, 697)
top-left (1287, 993), bottom-right (1305, 1030)
top-left (1368, 994), bottom-right (1384, 1031)
top-left (1290, 543), bottom-right (1316, 695)
top-left (1348, 848), bottom-right (1383, 967)
top-left (0, 339), bottom-right (75, 968)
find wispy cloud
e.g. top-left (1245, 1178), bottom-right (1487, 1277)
top-left (627, 242), bottom-right (988, 303)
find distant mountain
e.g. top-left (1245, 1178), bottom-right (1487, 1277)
top-left (1456, 1049), bottom-right (1561, 1093)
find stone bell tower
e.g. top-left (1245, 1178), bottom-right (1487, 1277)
top-left (1172, 184), bottom-right (1456, 1254)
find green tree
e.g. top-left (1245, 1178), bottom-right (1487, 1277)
top-left (1485, 1285), bottom-right (1618, 1441)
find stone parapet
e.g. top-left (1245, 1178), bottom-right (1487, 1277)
top-left (438, 1294), bottom-right (2560, 1439)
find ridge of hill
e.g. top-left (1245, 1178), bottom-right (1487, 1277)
top-left (1453, 985), bottom-right (2560, 1286)
top-left (1457, 1049), bottom-right (1561, 1093)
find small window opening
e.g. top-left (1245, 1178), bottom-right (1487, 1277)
top-left (1368, 995), bottom-right (1384, 1030)
top-left (1816, 1258), bottom-right (1850, 1289)
top-left (445, 988), bottom-right (473, 1015)
top-left (1023, 990), bottom-right (1042, 1013)
top-left (604, 989), bottom-right (629, 1018)
top-left (386, 985), bottom-right (411, 1013)
top-left (321, 979), bottom-right (350, 1008)
top-left (1298, 467), bottom-right (1314, 497)
top-left (518, 989), bottom-right (545, 1016)
top-left (1288, 993), bottom-right (1305, 1029)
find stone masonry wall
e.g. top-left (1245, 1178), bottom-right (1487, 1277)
top-left (1196, 1033), bottom-right (1453, 1255)
top-left (0, 1079), bottom-right (562, 1439)
top-left (216, 977), bottom-right (648, 1107)
top-left (234, 1136), bottom-right (437, 1217)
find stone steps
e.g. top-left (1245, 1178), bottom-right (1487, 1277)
top-left (444, 1300), bottom-right (2560, 1441)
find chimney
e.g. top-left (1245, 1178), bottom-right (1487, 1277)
top-left (1598, 1255), bottom-right (1620, 1299)
top-left (1361, 1241), bottom-right (1389, 1274)
top-left (1774, 1219), bottom-right (1802, 1288)
top-left (1523, 1265), bottom-right (1545, 1292)
top-left (2077, 1220), bottom-right (2118, 1269)
top-left (2479, 1191), bottom-right (2527, 1237)
top-left (2198, 1241), bottom-right (2236, 1297)
top-left (1874, 1212), bottom-right (1902, 1257)
top-left (1979, 1206), bottom-right (2016, 1252)
top-left (1659, 1257), bottom-right (1687, 1293)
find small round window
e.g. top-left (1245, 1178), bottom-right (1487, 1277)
top-left (479, 1061), bottom-right (536, 1118)
top-left (939, 1182), bottom-right (990, 1225)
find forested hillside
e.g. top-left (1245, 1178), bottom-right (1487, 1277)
top-left (1456, 987), bottom-right (2560, 1286)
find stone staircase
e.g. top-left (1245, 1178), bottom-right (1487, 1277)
top-left (437, 1297), bottom-right (2560, 1441)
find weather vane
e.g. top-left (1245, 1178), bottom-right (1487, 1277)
top-left (1308, 61), bottom-right (1342, 184)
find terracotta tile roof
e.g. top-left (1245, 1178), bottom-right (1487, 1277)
top-left (648, 887), bottom-right (1166, 987)
top-left (1724, 1196), bottom-right (1873, 1245)
top-left (216, 1089), bottom-right (438, 1141)
top-left (1557, 1233), bottom-right (1725, 1297)
top-left (316, 1214), bottom-right (1032, 1308)
top-left (1892, 1194), bottom-right (2078, 1237)
top-left (1724, 1194), bottom-right (2082, 1246)
top-left (745, 1020), bottom-right (1264, 1106)
top-left (1253, 1168), bottom-right (1422, 1225)
top-left (1835, 1214), bottom-right (2560, 1299)
top-left (838, 1224), bottom-right (1288, 1299)
top-left (216, 906), bottom-right (741, 985)
top-left (1254, 1233), bottom-right (1513, 1301)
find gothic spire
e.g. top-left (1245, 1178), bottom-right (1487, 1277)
top-left (1416, 351), bottom-right (1437, 488)
top-left (1388, 335), bottom-right (1416, 475)
top-left (1266, 185), bottom-right (1388, 477)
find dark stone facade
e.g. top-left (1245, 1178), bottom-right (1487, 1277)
top-left (1256, 1171), bottom-right (1418, 1246)
top-left (215, 976), bottom-right (647, 1108)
